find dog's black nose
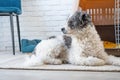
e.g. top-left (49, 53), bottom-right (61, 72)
top-left (61, 28), bottom-right (67, 34)
top-left (61, 28), bottom-right (65, 31)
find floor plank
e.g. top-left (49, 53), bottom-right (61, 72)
top-left (0, 69), bottom-right (120, 80)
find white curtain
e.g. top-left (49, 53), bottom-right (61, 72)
top-left (64, 0), bottom-right (80, 26)
top-left (70, 0), bottom-right (80, 16)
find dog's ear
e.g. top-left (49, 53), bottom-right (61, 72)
top-left (82, 12), bottom-right (91, 22)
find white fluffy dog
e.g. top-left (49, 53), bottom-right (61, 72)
top-left (61, 10), bottom-right (120, 66)
top-left (24, 10), bottom-right (120, 67)
top-left (24, 35), bottom-right (70, 66)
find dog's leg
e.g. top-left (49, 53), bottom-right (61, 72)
top-left (44, 58), bottom-right (62, 65)
top-left (24, 54), bottom-right (43, 66)
top-left (105, 55), bottom-right (120, 66)
top-left (96, 52), bottom-right (120, 66)
top-left (69, 56), bottom-right (105, 66)
top-left (83, 56), bottom-right (105, 66)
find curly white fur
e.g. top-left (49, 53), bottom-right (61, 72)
top-left (24, 36), bottom-right (67, 66)
top-left (66, 24), bottom-right (120, 66)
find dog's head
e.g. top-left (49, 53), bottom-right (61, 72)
top-left (61, 11), bottom-right (92, 34)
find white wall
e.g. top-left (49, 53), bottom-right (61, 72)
top-left (0, 0), bottom-right (79, 51)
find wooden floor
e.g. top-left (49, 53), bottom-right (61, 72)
top-left (0, 51), bottom-right (120, 80)
top-left (0, 69), bottom-right (120, 80)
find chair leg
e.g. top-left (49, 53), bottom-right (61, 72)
top-left (16, 15), bottom-right (21, 52)
top-left (10, 13), bottom-right (15, 55)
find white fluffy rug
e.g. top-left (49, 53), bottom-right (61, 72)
top-left (0, 53), bottom-right (120, 72)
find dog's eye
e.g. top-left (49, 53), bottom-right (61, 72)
top-left (68, 21), bottom-right (73, 25)
top-left (69, 21), bottom-right (72, 24)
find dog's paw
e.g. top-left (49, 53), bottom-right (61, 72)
top-left (107, 55), bottom-right (120, 66)
top-left (53, 59), bottom-right (62, 65)
top-left (86, 56), bottom-right (105, 66)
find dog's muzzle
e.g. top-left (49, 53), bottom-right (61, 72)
top-left (61, 28), bottom-right (67, 34)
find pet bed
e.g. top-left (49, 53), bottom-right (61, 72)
top-left (21, 39), bottom-right (41, 53)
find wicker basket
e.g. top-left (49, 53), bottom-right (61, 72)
top-left (79, 0), bottom-right (120, 56)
